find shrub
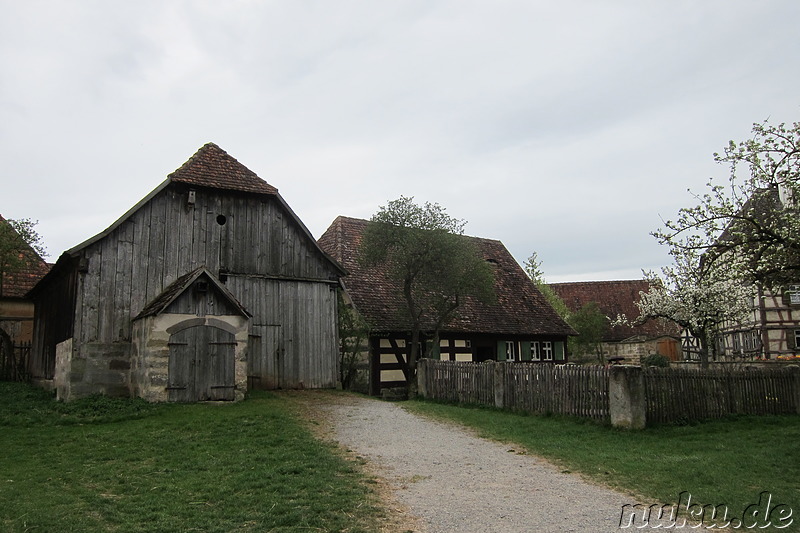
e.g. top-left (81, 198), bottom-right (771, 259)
top-left (641, 353), bottom-right (670, 367)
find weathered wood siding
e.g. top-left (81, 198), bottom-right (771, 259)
top-left (36, 184), bottom-right (340, 389)
top-left (74, 186), bottom-right (338, 345)
top-left (29, 257), bottom-right (78, 379)
top-left (229, 276), bottom-right (338, 389)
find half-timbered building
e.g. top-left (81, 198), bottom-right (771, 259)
top-left (28, 143), bottom-right (344, 401)
top-left (0, 215), bottom-right (50, 346)
top-left (318, 216), bottom-right (575, 395)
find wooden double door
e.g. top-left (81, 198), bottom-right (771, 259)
top-left (168, 325), bottom-right (236, 402)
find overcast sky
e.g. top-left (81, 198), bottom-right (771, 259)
top-left (1, 1), bottom-right (798, 282)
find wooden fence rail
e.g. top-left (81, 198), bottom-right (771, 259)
top-left (418, 359), bottom-right (800, 426)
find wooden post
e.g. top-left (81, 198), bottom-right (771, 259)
top-left (609, 365), bottom-right (646, 429)
top-left (418, 358), bottom-right (428, 399)
top-left (790, 366), bottom-right (800, 415)
top-left (493, 361), bottom-right (505, 409)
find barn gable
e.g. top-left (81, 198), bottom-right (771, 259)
top-left (136, 266), bottom-right (250, 319)
top-left (30, 144), bottom-right (343, 401)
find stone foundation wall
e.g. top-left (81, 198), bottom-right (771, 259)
top-left (54, 338), bottom-right (132, 401)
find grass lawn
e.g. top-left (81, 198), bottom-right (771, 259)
top-left (0, 383), bottom-right (383, 533)
top-left (406, 400), bottom-right (800, 529)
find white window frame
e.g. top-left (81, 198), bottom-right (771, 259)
top-left (789, 285), bottom-right (800, 306)
top-left (505, 341), bottom-right (518, 361)
top-left (530, 341), bottom-right (540, 361)
top-left (542, 341), bottom-right (553, 361)
top-left (732, 332), bottom-right (741, 353)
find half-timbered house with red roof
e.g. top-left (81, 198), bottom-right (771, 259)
top-left (28, 143), bottom-right (344, 401)
top-left (0, 215), bottom-right (51, 380)
top-left (318, 216), bottom-right (575, 395)
top-left (0, 215), bottom-right (51, 346)
top-left (711, 187), bottom-right (800, 361)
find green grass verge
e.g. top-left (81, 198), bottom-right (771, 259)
top-left (0, 382), bottom-right (382, 533)
top-left (405, 400), bottom-right (800, 529)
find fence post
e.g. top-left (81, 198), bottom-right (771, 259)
top-left (609, 365), bottom-right (646, 429)
top-left (418, 359), bottom-right (428, 399)
top-left (790, 366), bottom-right (800, 415)
top-left (493, 361), bottom-right (505, 409)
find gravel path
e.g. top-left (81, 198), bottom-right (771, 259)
top-left (325, 395), bottom-right (638, 532)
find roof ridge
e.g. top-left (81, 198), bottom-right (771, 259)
top-left (168, 143), bottom-right (278, 195)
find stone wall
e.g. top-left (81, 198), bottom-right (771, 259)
top-left (54, 337), bottom-right (132, 401)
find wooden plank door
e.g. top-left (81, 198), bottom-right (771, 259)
top-left (246, 325), bottom-right (283, 389)
top-left (168, 325), bottom-right (236, 402)
top-left (207, 327), bottom-right (236, 400)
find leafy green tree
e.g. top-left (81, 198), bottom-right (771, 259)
top-left (359, 197), bottom-right (495, 393)
top-left (523, 252), bottom-right (570, 322)
top-left (654, 120), bottom-right (800, 288)
top-left (0, 217), bottom-right (47, 298)
top-left (336, 290), bottom-right (370, 391)
top-left (569, 301), bottom-right (609, 363)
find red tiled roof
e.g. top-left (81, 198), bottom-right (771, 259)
top-left (548, 280), bottom-right (680, 342)
top-left (168, 143), bottom-right (278, 195)
top-left (318, 216), bottom-right (575, 336)
top-left (0, 215), bottom-right (51, 299)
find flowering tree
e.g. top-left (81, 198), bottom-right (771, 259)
top-left (654, 120), bottom-right (800, 288)
top-left (633, 247), bottom-right (754, 367)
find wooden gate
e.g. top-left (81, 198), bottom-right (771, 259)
top-left (168, 325), bottom-right (236, 402)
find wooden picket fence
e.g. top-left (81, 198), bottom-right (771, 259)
top-left (504, 363), bottom-right (609, 419)
top-left (418, 360), bottom-right (609, 420)
top-left (643, 366), bottom-right (799, 424)
top-left (0, 341), bottom-right (31, 382)
top-left (418, 359), bottom-right (799, 425)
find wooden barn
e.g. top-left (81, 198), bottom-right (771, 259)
top-left (318, 216), bottom-right (575, 395)
top-left (28, 143), bottom-right (344, 401)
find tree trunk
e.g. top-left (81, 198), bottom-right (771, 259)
top-left (697, 330), bottom-right (710, 369)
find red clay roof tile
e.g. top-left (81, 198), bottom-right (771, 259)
top-left (548, 280), bottom-right (680, 341)
top-left (0, 215), bottom-right (51, 299)
top-left (318, 216), bottom-right (575, 336)
top-left (168, 143), bottom-right (278, 195)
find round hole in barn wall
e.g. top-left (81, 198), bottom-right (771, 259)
top-left (216, 215), bottom-right (227, 226)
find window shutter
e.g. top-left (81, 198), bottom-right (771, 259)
top-left (788, 330), bottom-right (797, 350)
top-left (520, 341), bottom-right (531, 361)
top-left (497, 340), bottom-right (507, 361)
top-left (554, 341), bottom-right (565, 361)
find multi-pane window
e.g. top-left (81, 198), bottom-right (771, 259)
top-left (732, 332), bottom-right (741, 353)
top-left (505, 341), bottom-right (517, 361)
top-left (789, 285), bottom-right (800, 306)
top-left (530, 341), bottom-right (540, 361)
top-left (795, 330), bottom-right (800, 351)
top-left (542, 341), bottom-right (553, 361)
